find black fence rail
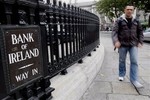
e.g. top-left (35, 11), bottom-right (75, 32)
top-left (0, 0), bottom-right (100, 99)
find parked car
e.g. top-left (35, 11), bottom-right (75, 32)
top-left (143, 28), bottom-right (150, 41)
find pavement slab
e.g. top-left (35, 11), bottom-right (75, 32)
top-left (81, 32), bottom-right (150, 100)
top-left (86, 82), bottom-right (112, 94)
top-left (108, 94), bottom-right (150, 100)
top-left (112, 82), bottom-right (138, 95)
top-left (81, 93), bottom-right (107, 100)
top-left (95, 74), bottom-right (130, 82)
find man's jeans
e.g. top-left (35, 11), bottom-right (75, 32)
top-left (119, 46), bottom-right (138, 82)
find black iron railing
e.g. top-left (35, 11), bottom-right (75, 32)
top-left (0, 0), bottom-right (100, 99)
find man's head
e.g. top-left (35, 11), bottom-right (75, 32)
top-left (124, 5), bottom-right (134, 18)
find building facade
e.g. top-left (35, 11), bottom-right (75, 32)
top-left (74, 1), bottom-right (111, 31)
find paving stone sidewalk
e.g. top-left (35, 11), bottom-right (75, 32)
top-left (81, 32), bottom-right (150, 100)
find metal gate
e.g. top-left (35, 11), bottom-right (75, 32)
top-left (0, 0), bottom-right (100, 99)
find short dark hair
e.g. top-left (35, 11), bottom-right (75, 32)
top-left (125, 4), bottom-right (135, 9)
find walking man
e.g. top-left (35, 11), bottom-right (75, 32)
top-left (112, 4), bottom-right (144, 88)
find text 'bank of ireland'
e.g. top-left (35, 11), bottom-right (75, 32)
top-left (3, 27), bottom-right (43, 89)
top-left (8, 33), bottom-right (39, 64)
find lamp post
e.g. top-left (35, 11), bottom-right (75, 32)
top-left (148, 0), bottom-right (150, 27)
top-left (144, 13), bottom-right (147, 22)
top-left (69, 0), bottom-right (72, 4)
top-left (74, 0), bottom-right (77, 6)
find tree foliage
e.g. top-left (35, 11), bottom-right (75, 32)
top-left (96, 0), bottom-right (150, 20)
top-left (132, 0), bottom-right (150, 11)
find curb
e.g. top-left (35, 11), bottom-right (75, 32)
top-left (51, 44), bottom-right (105, 100)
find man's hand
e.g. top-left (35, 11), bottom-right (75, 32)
top-left (138, 43), bottom-right (143, 48)
top-left (115, 41), bottom-right (121, 48)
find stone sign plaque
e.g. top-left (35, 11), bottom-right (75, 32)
top-left (0, 25), bottom-right (43, 92)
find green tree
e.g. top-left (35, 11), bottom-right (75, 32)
top-left (96, 0), bottom-right (129, 19)
top-left (96, 0), bottom-right (150, 18)
top-left (132, 0), bottom-right (150, 26)
top-left (96, 0), bottom-right (150, 26)
top-left (132, 0), bottom-right (150, 12)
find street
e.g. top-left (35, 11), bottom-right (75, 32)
top-left (81, 31), bottom-right (150, 100)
